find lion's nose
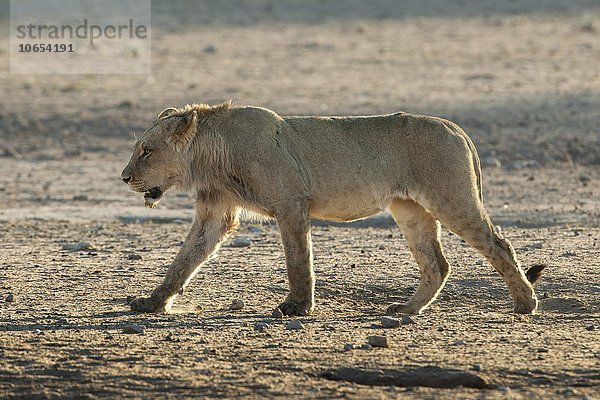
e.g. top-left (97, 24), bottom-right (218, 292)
top-left (122, 176), bottom-right (131, 184)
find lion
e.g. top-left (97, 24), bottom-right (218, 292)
top-left (121, 101), bottom-right (544, 316)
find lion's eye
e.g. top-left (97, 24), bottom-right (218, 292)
top-left (141, 149), bottom-right (152, 159)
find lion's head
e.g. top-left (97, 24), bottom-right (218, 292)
top-left (121, 101), bottom-right (232, 207)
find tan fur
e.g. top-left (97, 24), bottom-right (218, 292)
top-left (121, 101), bottom-right (539, 316)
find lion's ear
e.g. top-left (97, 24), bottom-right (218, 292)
top-left (158, 107), bottom-right (178, 119)
top-left (166, 111), bottom-right (198, 151)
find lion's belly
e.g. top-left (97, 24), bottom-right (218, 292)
top-left (308, 190), bottom-right (394, 222)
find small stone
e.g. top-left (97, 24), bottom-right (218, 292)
top-left (525, 242), bottom-right (543, 250)
top-left (495, 225), bottom-right (502, 235)
top-left (481, 156), bottom-right (501, 168)
top-left (254, 322), bottom-right (270, 333)
top-left (471, 364), bottom-right (483, 372)
top-left (229, 299), bottom-right (244, 310)
top-left (62, 242), bottom-right (95, 252)
top-left (247, 226), bottom-right (263, 234)
top-left (118, 100), bottom-right (133, 108)
top-left (578, 174), bottom-right (591, 185)
top-left (203, 44), bottom-right (216, 53)
top-left (122, 324), bottom-right (145, 334)
top-left (286, 320), bottom-right (304, 331)
top-left (560, 251), bottom-right (576, 257)
top-left (271, 308), bottom-right (283, 319)
top-left (230, 237), bottom-right (252, 248)
top-left (498, 386), bottom-right (511, 393)
top-left (454, 339), bottom-right (466, 346)
top-left (585, 325), bottom-right (595, 331)
top-left (367, 335), bottom-right (388, 348)
top-left (128, 254), bottom-right (142, 260)
top-left (380, 316), bottom-right (400, 328)
top-left (5, 294), bottom-right (14, 302)
top-left (164, 332), bottom-right (180, 342)
top-left (33, 329), bottom-right (44, 335)
top-left (359, 343), bottom-right (373, 350)
top-left (343, 343), bottom-right (354, 351)
top-left (401, 315), bottom-right (416, 325)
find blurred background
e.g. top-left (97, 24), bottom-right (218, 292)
top-left (0, 0), bottom-right (598, 223)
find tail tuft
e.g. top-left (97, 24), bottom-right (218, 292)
top-left (525, 264), bottom-right (546, 284)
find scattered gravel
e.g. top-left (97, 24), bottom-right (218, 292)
top-left (286, 320), bottom-right (304, 331)
top-left (122, 324), bottom-right (145, 334)
top-left (367, 336), bottom-right (389, 348)
top-left (61, 242), bottom-right (95, 252)
top-left (254, 322), bottom-right (270, 333)
top-left (471, 364), bottom-right (484, 372)
top-left (271, 308), bottom-right (283, 319)
top-left (380, 316), bottom-right (400, 328)
top-left (229, 299), bottom-right (245, 310)
top-left (229, 237), bottom-right (252, 248)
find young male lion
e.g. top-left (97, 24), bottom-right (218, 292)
top-left (121, 101), bottom-right (543, 316)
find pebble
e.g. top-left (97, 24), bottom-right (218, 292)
top-left (122, 324), bottom-right (145, 334)
top-left (525, 242), bottom-right (543, 250)
top-left (5, 294), bottom-right (14, 302)
top-left (271, 308), bottom-right (283, 319)
top-left (359, 343), bottom-right (373, 350)
top-left (560, 251), bottom-right (577, 257)
top-left (401, 315), bottom-right (416, 325)
top-left (203, 44), bottom-right (217, 53)
top-left (164, 332), bottom-right (180, 342)
top-left (286, 320), bottom-right (304, 331)
top-left (343, 343), bottom-right (354, 351)
top-left (254, 322), bottom-right (270, 333)
top-left (585, 325), bottom-right (595, 331)
top-left (454, 339), bottom-right (466, 346)
top-left (481, 156), bottom-right (502, 168)
top-left (33, 329), bottom-right (44, 335)
top-left (62, 242), bottom-right (95, 252)
top-left (229, 299), bottom-right (245, 310)
top-left (230, 237), bottom-right (252, 248)
top-left (128, 254), bottom-right (142, 260)
top-left (247, 226), bottom-right (263, 234)
top-left (471, 364), bottom-right (483, 372)
top-left (380, 316), bottom-right (400, 328)
top-left (367, 335), bottom-right (389, 348)
top-left (510, 160), bottom-right (539, 170)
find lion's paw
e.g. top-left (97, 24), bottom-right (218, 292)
top-left (513, 299), bottom-right (538, 315)
top-left (385, 302), bottom-right (421, 315)
top-left (278, 300), bottom-right (313, 316)
top-left (129, 296), bottom-right (167, 313)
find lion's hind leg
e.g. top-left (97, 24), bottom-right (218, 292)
top-left (441, 214), bottom-right (538, 314)
top-left (386, 199), bottom-right (451, 315)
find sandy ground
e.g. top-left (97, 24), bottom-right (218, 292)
top-left (0, 1), bottom-right (599, 399)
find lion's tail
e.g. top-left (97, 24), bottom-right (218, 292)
top-left (525, 264), bottom-right (546, 284)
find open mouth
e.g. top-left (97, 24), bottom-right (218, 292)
top-left (144, 187), bottom-right (163, 200)
top-left (143, 187), bottom-right (163, 208)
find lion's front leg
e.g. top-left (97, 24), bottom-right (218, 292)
top-left (276, 208), bottom-right (315, 316)
top-left (130, 204), bottom-right (238, 313)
